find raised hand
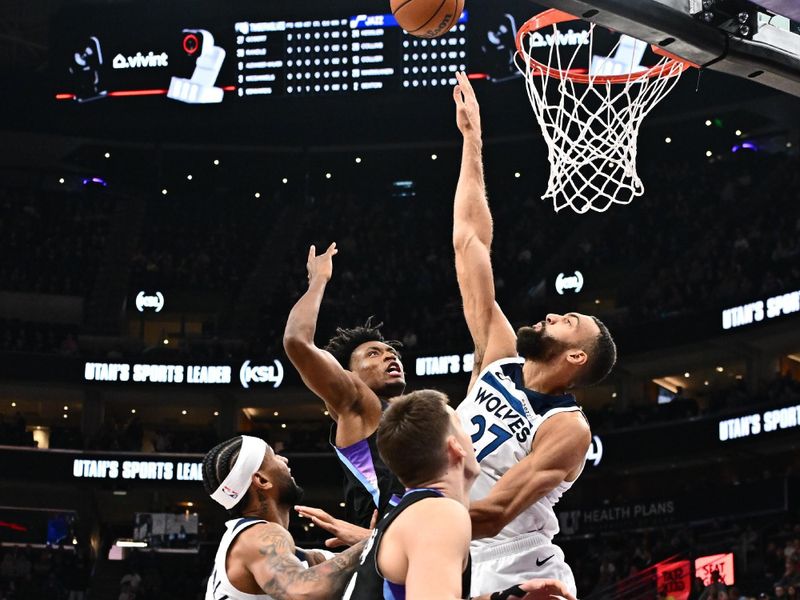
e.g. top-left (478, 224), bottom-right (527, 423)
top-left (453, 71), bottom-right (482, 140)
top-left (306, 242), bottom-right (338, 285)
top-left (295, 505), bottom-right (376, 548)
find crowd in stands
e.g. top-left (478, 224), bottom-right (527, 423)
top-left (562, 514), bottom-right (800, 599)
top-left (0, 152), bottom-right (796, 364)
top-left (586, 372), bottom-right (800, 433)
top-left (128, 192), bottom-right (287, 295)
top-left (0, 320), bottom-right (77, 356)
top-left (0, 185), bottom-right (111, 297)
top-left (0, 546), bottom-right (89, 600)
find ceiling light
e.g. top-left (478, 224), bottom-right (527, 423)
top-left (282, 178), bottom-right (288, 184)
top-left (115, 540), bottom-right (147, 548)
top-left (161, 189), bottom-right (168, 195)
top-left (716, 366), bottom-right (724, 372)
top-left (705, 119), bottom-right (712, 126)
top-left (735, 129), bottom-right (742, 136)
top-left (325, 172), bottom-right (332, 179)
top-left (187, 174), bottom-right (193, 181)
top-left (181, 410), bottom-right (187, 415)
top-left (665, 137), bottom-right (672, 144)
top-left (355, 157), bottom-right (362, 164)
top-left (281, 423), bottom-right (287, 429)
top-left (105, 152), bottom-right (111, 158)
top-left (63, 414), bottom-right (68, 419)
top-left (58, 178), bottom-right (65, 184)
top-left (684, 372), bottom-right (690, 378)
top-left (514, 172), bottom-right (521, 178)
top-left (431, 154), bottom-right (438, 160)
top-left (254, 192), bottom-right (261, 198)
top-left (131, 409), bottom-right (136, 414)
top-left (273, 411), bottom-right (279, 416)
top-left (705, 150), bottom-right (713, 157)
top-left (11, 402), bottom-right (16, 407)
top-left (213, 411), bottom-right (219, 416)
top-left (64, 405), bottom-right (69, 411)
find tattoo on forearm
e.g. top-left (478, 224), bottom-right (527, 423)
top-left (256, 527), bottom-right (364, 600)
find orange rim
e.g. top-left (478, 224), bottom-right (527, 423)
top-left (515, 8), bottom-right (695, 85)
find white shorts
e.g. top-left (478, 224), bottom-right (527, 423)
top-left (470, 531), bottom-right (577, 598)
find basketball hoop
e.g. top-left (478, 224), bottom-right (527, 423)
top-left (515, 9), bottom-right (695, 213)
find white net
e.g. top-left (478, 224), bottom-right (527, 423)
top-left (517, 20), bottom-right (687, 213)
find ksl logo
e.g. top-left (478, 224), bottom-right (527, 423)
top-left (586, 435), bottom-right (603, 466)
top-left (239, 359), bottom-right (284, 389)
top-left (136, 291), bottom-right (165, 313)
top-left (555, 271), bottom-right (584, 295)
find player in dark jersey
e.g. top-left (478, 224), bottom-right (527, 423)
top-left (343, 390), bottom-right (576, 600)
top-left (284, 243), bottom-right (405, 533)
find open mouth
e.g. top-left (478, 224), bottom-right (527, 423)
top-left (386, 362), bottom-right (403, 377)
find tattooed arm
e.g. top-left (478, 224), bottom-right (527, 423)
top-left (239, 522), bottom-right (364, 600)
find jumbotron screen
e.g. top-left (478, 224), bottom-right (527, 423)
top-left (51, 0), bottom-right (539, 105)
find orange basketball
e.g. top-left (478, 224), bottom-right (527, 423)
top-left (390, 0), bottom-right (465, 39)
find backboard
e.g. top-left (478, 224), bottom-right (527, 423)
top-left (532, 0), bottom-right (800, 97)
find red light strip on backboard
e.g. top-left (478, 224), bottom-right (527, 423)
top-left (55, 86), bottom-right (237, 100)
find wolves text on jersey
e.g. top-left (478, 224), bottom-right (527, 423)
top-left (473, 385), bottom-right (532, 444)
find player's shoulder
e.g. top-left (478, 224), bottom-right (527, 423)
top-left (394, 497), bottom-right (472, 547)
top-left (402, 495), bottom-right (470, 525)
top-left (539, 409), bottom-right (591, 441)
top-left (475, 355), bottom-right (524, 384)
top-left (231, 521), bottom-right (295, 561)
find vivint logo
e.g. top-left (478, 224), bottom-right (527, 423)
top-left (112, 51), bottom-right (169, 70)
top-left (529, 29), bottom-right (589, 49)
top-left (240, 359), bottom-right (284, 389)
top-left (555, 271), bottom-right (584, 295)
top-left (136, 291), bottom-right (164, 313)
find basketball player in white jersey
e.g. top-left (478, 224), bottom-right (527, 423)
top-left (202, 436), bottom-right (366, 600)
top-left (451, 72), bottom-right (618, 597)
top-left (343, 389), bottom-right (575, 600)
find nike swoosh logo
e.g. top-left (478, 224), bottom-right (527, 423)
top-left (536, 554), bottom-right (555, 567)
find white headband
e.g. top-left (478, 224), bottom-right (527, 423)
top-left (210, 436), bottom-right (268, 510)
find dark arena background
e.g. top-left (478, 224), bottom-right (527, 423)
top-left (1, 0), bottom-right (799, 598)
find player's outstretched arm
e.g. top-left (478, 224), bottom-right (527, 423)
top-left (469, 412), bottom-right (591, 539)
top-left (241, 522), bottom-right (365, 600)
top-left (283, 243), bottom-right (361, 419)
top-left (452, 72), bottom-right (516, 389)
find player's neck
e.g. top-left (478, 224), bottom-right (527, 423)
top-left (412, 473), bottom-right (470, 507)
top-left (522, 360), bottom-right (569, 395)
top-left (241, 497), bottom-right (290, 529)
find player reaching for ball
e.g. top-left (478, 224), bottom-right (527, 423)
top-left (451, 71), bottom-right (618, 597)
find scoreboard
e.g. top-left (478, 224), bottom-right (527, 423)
top-left (52, 4), bottom-right (472, 105)
top-left (235, 13), bottom-right (468, 97)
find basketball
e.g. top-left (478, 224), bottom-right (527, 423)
top-left (390, 0), bottom-right (465, 38)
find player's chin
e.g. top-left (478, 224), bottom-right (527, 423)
top-left (381, 378), bottom-right (406, 396)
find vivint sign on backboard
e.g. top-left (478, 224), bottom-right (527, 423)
top-left (83, 359), bottom-right (284, 389)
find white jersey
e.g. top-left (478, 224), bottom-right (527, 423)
top-left (456, 357), bottom-right (585, 548)
top-left (205, 518), bottom-right (273, 600)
